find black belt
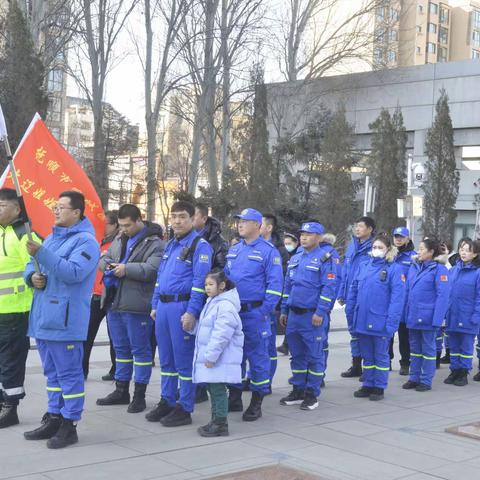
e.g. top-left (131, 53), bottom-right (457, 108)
top-left (240, 301), bottom-right (263, 312)
top-left (290, 306), bottom-right (316, 315)
top-left (159, 294), bottom-right (191, 303)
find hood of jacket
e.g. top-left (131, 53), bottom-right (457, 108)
top-left (52, 217), bottom-right (95, 239)
top-left (322, 233), bottom-right (336, 246)
top-left (208, 287), bottom-right (241, 312)
top-left (411, 253), bottom-right (449, 265)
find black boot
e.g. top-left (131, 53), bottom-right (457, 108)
top-left (24, 413), bottom-right (62, 440)
top-left (47, 418), bottom-right (78, 449)
top-left (102, 372), bottom-right (115, 381)
top-left (242, 391), bottom-right (263, 422)
top-left (228, 388), bottom-right (243, 412)
top-left (0, 404), bottom-right (19, 428)
top-left (280, 388), bottom-right (305, 406)
top-left (127, 383), bottom-right (147, 413)
top-left (195, 385), bottom-right (209, 404)
top-left (197, 417), bottom-right (229, 437)
top-left (353, 386), bottom-right (372, 398)
top-left (453, 368), bottom-right (468, 387)
top-left (402, 380), bottom-right (419, 390)
top-left (444, 369), bottom-right (459, 384)
top-left (436, 352), bottom-right (441, 369)
top-left (440, 348), bottom-right (451, 364)
top-left (145, 398), bottom-right (174, 422)
top-left (96, 381), bottom-right (130, 405)
top-left (160, 404), bottom-right (192, 427)
top-left (473, 369), bottom-right (480, 381)
top-left (369, 388), bottom-right (384, 401)
top-left (399, 364), bottom-right (410, 376)
top-left (341, 356), bottom-right (362, 378)
top-left (277, 339), bottom-right (289, 356)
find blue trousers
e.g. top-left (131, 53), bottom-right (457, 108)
top-left (346, 308), bottom-right (360, 357)
top-left (435, 328), bottom-right (444, 353)
top-left (108, 311), bottom-right (153, 385)
top-left (37, 340), bottom-right (84, 421)
top-left (358, 334), bottom-right (390, 389)
top-left (409, 329), bottom-right (437, 387)
top-left (155, 301), bottom-right (195, 412)
top-left (448, 332), bottom-right (476, 371)
top-left (476, 333), bottom-right (480, 360)
top-left (269, 311), bottom-right (278, 382)
top-left (286, 311), bottom-right (326, 397)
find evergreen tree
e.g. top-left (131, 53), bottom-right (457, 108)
top-left (0, 2), bottom-right (48, 168)
top-left (368, 106), bottom-right (407, 232)
top-left (422, 89), bottom-right (459, 242)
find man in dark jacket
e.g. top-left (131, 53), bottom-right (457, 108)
top-left (96, 204), bottom-right (164, 414)
top-left (193, 203), bottom-right (228, 269)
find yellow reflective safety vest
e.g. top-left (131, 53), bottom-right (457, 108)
top-left (0, 220), bottom-right (41, 314)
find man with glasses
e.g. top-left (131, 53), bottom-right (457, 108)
top-left (23, 191), bottom-right (100, 449)
top-left (0, 189), bottom-right (41, 429)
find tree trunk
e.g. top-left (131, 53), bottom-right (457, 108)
top-left (220, 0), bottom-right (230, 173)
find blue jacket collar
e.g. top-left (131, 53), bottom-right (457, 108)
top-left (52, 217), bottom-right (95, 239)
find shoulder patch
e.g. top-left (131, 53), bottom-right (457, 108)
top-left (327, 273), bottom-right (336, 280)
top-left (199, 254), bottom-right (210, 263)
top-left (273, 256), bottom-right (281, 265)
top-left (440, 275), bottom-right (448, 282)
top-left (81, 251), bottom-right (92, 260)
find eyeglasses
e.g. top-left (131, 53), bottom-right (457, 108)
top-left (53, 205), bottom-right (74, 212)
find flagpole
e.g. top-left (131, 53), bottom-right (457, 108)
top-left (0, 121), bottom-right (41, 273)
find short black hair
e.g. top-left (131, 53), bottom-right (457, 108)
top-left (356, 216), bottom-right (376, 232)
top-left (421, 238), bottom-right (442, 258)
top-left (105, 210), bottom-right (118, 226)
top-left (118, 204), bottom-right (142, 221)
top-left (59, 191), bottom-right (85, 217)
top-left (206, 268), bottom-right (235, 291)
top-left (171, 201), bottom-right (195, 217)
top-left (263, 213), bottom-right (277, 230)
top-left (457, 236), bottom-right (472, 251)
top-left (195, 202), bottom-right (209, 218)
top-left (0, 188), bottom-right (19, 204)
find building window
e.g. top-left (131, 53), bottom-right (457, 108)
top-left (438, 47), bottom-right (448, 62)
top-left (439, 27), bottom-right (448, 45)
top-left (373, 48), bottom-right (383, 64)
top-left (472, 49), bottom-right (480, 59)
top-left (48, 97), bottom-right (62, 123)
top-left (473, 30), bottom-right (480, 46)
top-left (416, 25), bottom-right (422, 33)
top-left (390, 8), bottom-right (399, 22)
top-left (47, 69), bottom-right (64, 93)
top-left (389, 29), bottom-right (398, 41)
top-left (473, 10), bottom-right (480, 30)
top-left (387, 50), bottom-right (397, 63)
top-left (376, 7), bottom-right (385, 20)
top-left (418, 5), bottom-right (423, 14)
top-left (429, 2), bottom-right (438, 15)
top-left (427, 42), bottom-right (436, 53)
top-left (439, 7), bottom-right (449, 24)
top-left (416, 46), bottom-right (422, 54)
top-left (428, 23), bottom-right (437, 34)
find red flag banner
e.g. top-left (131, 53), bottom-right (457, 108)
top-left (0, 114), bottom-right (105, 241)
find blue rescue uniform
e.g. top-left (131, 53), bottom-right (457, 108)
top-left (346, 257), bottom-right (405, 390)
top-left (225, 237), bottom-right (283, 394)
top-left (338, 236), bottom-right (373, 357)
top-left (446, 262), bottom-right (480, 372)
top-left (151, 230), bottom-right (212, 412)
top-left (281, 245), bottom-right (338, 396)
top-left (405, 260), bottom-right (450, 387)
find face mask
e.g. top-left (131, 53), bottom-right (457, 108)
top-left (371, 249), bottom-right (386, 258)
top-left (285, 244), bottom-right (295, 253)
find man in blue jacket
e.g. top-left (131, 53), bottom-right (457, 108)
top-left (23, 191), bottom-right (100, 449)
top-left (147, 201), bottom-right (212, 427)
top-left (279, 222), bottom-right (338, 410)
top-left (224, 208), bottom-right (284, 421)
top-left (338, 216), bottom-right (375, 378)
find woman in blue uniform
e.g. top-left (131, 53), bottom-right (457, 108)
top-left (346, 234), bottom-right (405, 401)
top-left (403, 238), bottom-right (450, 392)
top-left (444, 239), bottom-right (480, 386)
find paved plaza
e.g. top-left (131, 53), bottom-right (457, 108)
top-left (2, 310), bottom-right (480, 480)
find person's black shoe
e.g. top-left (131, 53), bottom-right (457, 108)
top-left (276, 342), bottom-right (289, 356)
top-left (358, 374), bottom-right (364, 382)
top-left (354, 386), bottom-right (372, 398)
top-left (242, 391), bottom-right (263, 421)
top-left (127, 383), bottom-right (147, 413)
top-left (453, 369), bottom-right (468, 387)
top-left (415, 383), bottom-right (432, 392)
top-left (195, 385), bottom-right (209, 404)
top-left (102, 372), bottom-right (115, 381)
top-left (145, 398), bottom-right (174, 422)
top-left (440, 348), bottom-right (451, 364)
top-left (321, 378), bottom-right (326, 388)
top-left (160, 404), bottom-right (192, 427)
top-left (444, 369), bottom-right (458, 384)
top-left (197, 418), bottom-right (229, 437)
top-left (228, 388), bottom-right (243, 412)
top-left (389, 361), bottom-right (392, 371)
top-left (436, 352), bottom-right (441, 369)
top-left (264, 385), bottom-right (272, 396)
top-left (24, 413), bottom-right (62, 440)
top-left (473, 370), bottom-right (480, 382)
top-left (0, 405), bottom-right (19, 429)
top-left (280, 388), bottom-right (305, 406)
top-left (399, 365), bottom-right (409, 376)
top-left (242, 379), bottom-right (251, 392)
top-left (369, 388), bottom-right (384, 401)
top-left (96, 381), bottom-right (130, 406)
top-left (46, 418), bottom-right (78, 449)
top-left (341, 357), bottom-right (362, 378)
top-left (402, 380), bottom-right (418, 390)
top-left (300, 390), bottom-right (318, 410)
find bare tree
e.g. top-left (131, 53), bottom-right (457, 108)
top-left (68, 0), bottom-right (138, 206)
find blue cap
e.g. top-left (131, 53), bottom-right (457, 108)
top-left (234, 208), bottom-right (263, 223)
top-left (393, 226), bottom-right (410, 237)
top-left (299, 222), bottom-right (325, 235)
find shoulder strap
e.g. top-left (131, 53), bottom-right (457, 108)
top-left (187, 236), bottom-right (203, 260)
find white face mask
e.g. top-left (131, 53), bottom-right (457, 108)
top-left (285, 244), bottom-right (296, 253)
top-left (371, 249), bottom-right (386, 258)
